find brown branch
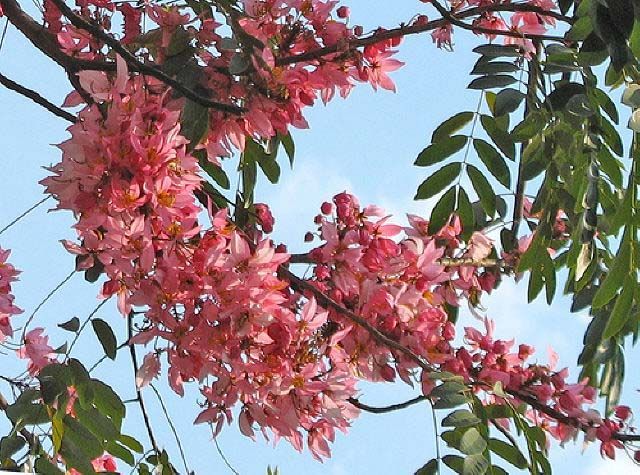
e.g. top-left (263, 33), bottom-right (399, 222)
top-left (0, 0), bottom-right (111, 72)
top-left (289, 253), bottom-right (504, 268)
top-left (348, 395), bottom-right (428, 414)
top-left (276, 3), bottom-right (569, 66)
top-left (0, 71), bottom-right (77, 123)
top-left (127, 312), bottom-right (160, 455)
top-left (280, 267), bottom-right (434, 373)
top-left (49, 0), bottom-right (244, 115)
top-left (284, 268), bottom-right (640, 445)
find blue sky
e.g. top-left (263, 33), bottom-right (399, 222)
top-left (1, 1), bottom-right (640, 473)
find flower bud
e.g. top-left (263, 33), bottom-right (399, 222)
top-left (336, 6), bottom-right (350, 18)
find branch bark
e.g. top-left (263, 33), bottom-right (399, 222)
top-left (0, 71), bottom-right (76, 123)
top-left (348, 395), bottom-right (428, 414)
top-left (276, 3), bottom-right (570, 66)
top-left (283, 268), bottom-right (640, 444)
top-left (48, 0), bottom-right (244, 115)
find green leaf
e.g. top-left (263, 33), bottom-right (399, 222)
top-left (279, 132), bottom-right (295, 167)
top-left (91, 318), bottom-right (117, 360)
top-left (6, 399), bottom-right (50, 427)
top-left (460, 427), bottom-right (487, 455)
top-left (488, 438), bottom-right (528, 469)
top-left (429, 186), bottom-right (457, 234)
top-left (60, 416), bottom-right (102, 474)
top-left (567, 16), bottom-right (593, 41)
top-left (196, 151), bottom-right (230, 189)
top-left (433, 393), bottom-right (470, 409)
top-left (462, 454), bottom-right (489, 475)
top-left (430, 381), bottom-right (467, 398)
top-left (74, 405), bottom-right (120, 442)
top-left (415, 163), bottom-right (462, 200)
top-left (443, 455), bottom-right (465, 474)
top-left (35, 457), bottom-right (65, 475)
top-left (432, 113), bottom-right (474, 142)
top-left (0, 435), bottom-right (25, 460)
top-left (603, 276), bottom-right (635, 338)
top-left (493, 88), bottom-right (526, 116)
top-left (467, 164), bottom-right (496, 216)
top-left (415, 459), bottom-right (439, 475)
top-left (119, 434), bottom-right (144, 453)
top-left (592, 234), bottom-right (632, 308)
top-left (106, 441), bottom-right (135, 466)
top-left (442, 409), bottom-right (481, 428)
top-left (38, 364), bottom-right (71, 405)
top-left (473, 44), bottom-right (522, 57)
top-left (473, 139), bottom-right (511, 187)
top-left (457, 187), bottom-right (474, 237)
top-left (471, 60), bottom-right (520, 75)
top-left (468, 75), bottom-right (517, 90)
top-left (181, 99), bottom-right (209, 151)
top-left (58, 317), bottom-right (80, 332)
top-left (512, 111), bottom-right (545, 142)
top-left (415, 135), bottom-right (467, 167)
top-left (257, 156), bottom-right (281, 184)
top-left (90, 380), bottom-right (125, 429)
top-left (480, 115), bottom-right (516, 160)
top-left (228, 53), bottom-right (249, 74)
top-left (600, 116), bottom-right (624, 156)
top-left (593, 88), bottom-right (619, 124)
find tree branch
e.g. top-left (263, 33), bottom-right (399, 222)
top-left (49, 0), bottom-right (244, 115)
top-left (280, 267), bottom-right (435, 373)
top-left (276, 3), bottom-right (569, 66)
top-left (0, 71), bottom-right (76, 123)
top-left (284, 268), bottom-right (640, 445)
top-left (0, 0), bottom-right (111, 72)
top-left (348, 395), bottom-right (428, 414)
top-left (289, 252), bottom-right (504, 268)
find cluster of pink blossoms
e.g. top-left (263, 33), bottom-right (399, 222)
top-left (427, 0), bottom-right (558, 54)
top-left (301, 193), bottom-right (636, 460)
top-left (40, 0), bottom-right (407, 160)
top-left (0, 248), bottom-right (21, 342)
top-left (19, 0), bottom-right (636, 464)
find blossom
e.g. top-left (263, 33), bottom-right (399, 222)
top-left (17, 328), bottom-right (56, 376)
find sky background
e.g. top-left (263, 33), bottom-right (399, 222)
top-left (1, 1), bottom-right (640, 474)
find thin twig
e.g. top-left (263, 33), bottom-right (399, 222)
top-left (212, 433), bottom-right (240, 475)
top-left (127, 312), bottom-right (160, 455)
top-left (21, 269), bottom-right (76, 343)
top-left (0, 196), bottom-right (50, 236)
top-left (65, 298), bottom-right (110, 358)
top-left (149, 384), bottom-right (190, 475)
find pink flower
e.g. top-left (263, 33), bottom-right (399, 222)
top-left (255, 203), bottom-right (275, 233)
top-left (136, 352), bottom-right (161, 389)
top-left (17, 328), bottom-right (56, 376)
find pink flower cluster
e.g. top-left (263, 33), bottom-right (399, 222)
top-left (429, 0), bottom-right (558, 55)
top-left (0, 247), bottom-right (22, 342)
top-left (445, 318), bottom-right (637, 459)
top-left (42, 0), bottom-right (406, 161)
